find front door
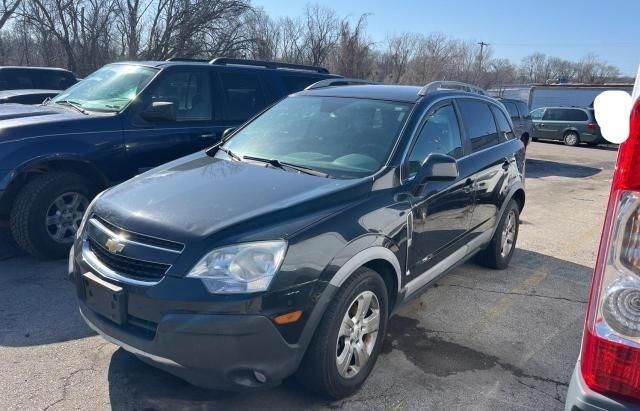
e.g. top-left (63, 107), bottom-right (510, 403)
top-left (123, 69), bottom-right (225, 174)
top-left (405, 102), bottom-right (474, 283)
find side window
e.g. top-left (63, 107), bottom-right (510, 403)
top-left (407, 104), bottom-right (463, 178)
top-left (457, 100), bottom-right (500, 152)
top-left (566, 109), bottom-right (588, 121)
top-left (491, 106), bottom-right (516, 141)
top-left (516, 102), bottom-right (530, 119)
top-left (282, 76), bottom-right (321, 93)
top-left (4, 69), bottom-right (34, 89)
top-left (503, 102), bottom-right (519, 119)
top-left (149, 71), bottom-right (212, 122)
top-left (542, 108), bottom-right (559, 121)
top-left (34, 71), bottom-right (74, 90)
top-left (530, 108), bottom-right (544, 120)
top-left (219, 72), bottom-right (266, 121)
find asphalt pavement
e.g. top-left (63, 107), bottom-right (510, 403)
top-left (0, 141), bottom-right (618, 410)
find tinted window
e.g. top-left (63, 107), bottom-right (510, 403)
top-left (530, 108), bottom-right (544, 120)
top-left (502, 101), bottom-right (519, 119)
top-left (150, 71), bottom-right (212, 121)
top-left (543, 108), bottom-right (588, 121)
top-left (220, 72), bottom-right (266, 121)
top-left (491, 106), bottom-right (515, 141)
top-left (0, 69), bottom-right (74, 90)
top-left (516, 102), bottom-right (530, 118)
top-left (407, 104), bottom-right (463, 178)
top-left (458, 100), bottom-right (500, 152)
top-left (282, 76), bottom-right (322, 93)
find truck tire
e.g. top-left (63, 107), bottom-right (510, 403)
top-left (296, 267), bottom-right (388, 399)
top-left (10, 172), bottom-right (93, 259)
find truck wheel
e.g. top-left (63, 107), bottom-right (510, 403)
top-left (563, 132), bottom-right (580, 146)
top-left (476, 199), bottom-right (520, 269)
top-left (296, 267), bottom-right (388, 399)
top-left (10, 172), bottom-right (92, 259)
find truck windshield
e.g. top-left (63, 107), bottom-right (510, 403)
top-left (223, 96), bottom-right (412, 179)
top-left (50, 64), bottom-right (157, 113)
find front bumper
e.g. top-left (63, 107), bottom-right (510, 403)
top-left (79, 301), bottom-right (303, 389)
top-left (565, 362), bottom-right (639, 411)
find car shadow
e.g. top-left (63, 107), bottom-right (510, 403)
top-left (533, 140), bottom-right (619, 152)
top-left (526, 158), bottom-right (602, 179)
top-left (106, 248), bottom-right (591, 410)
top-left (0, 225), bottom-right (24, 261)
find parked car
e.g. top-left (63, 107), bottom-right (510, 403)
top-left (0, 89), bottom-right (60, 105)
top-left (0, 58), bottom-right (340, 258)
top-left (0, 66), bottom-right (76, 91)
top-left (529, 106), bottom-right (605, 146)
top-left (70, 81), bottom-right (526, 399)
top-left (564, 89), bottom-right (640, 410)
top-left (498, 98), bottom-right (532, 147)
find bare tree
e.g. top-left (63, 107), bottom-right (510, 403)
top-left (329, 14), bottom-right (372, 78)
top-left (302, 4), bottom-right (338, 66)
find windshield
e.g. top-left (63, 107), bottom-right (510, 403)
top-left (223, 96), bottom-right (412, 179)
top-left (50, 64), bottom-right (157, 113)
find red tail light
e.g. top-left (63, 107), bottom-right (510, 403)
top-left (587, 122), bottom-right (599, 131)
top-left (580, 99), bottom-right (640, 401)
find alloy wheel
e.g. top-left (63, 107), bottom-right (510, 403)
top-left (335, 290), bottom-right (380, 379)
top-left (45, 192), bottom-right (89, 244)
top-left (500, 210), bottom-right (517, 258)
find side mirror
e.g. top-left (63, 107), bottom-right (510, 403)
top-left (140, 101), bottom-right (176, 122)
top-left (222, 127), bottom-right (236, 140)
top-left (412, 153), bottom-right (459, 195)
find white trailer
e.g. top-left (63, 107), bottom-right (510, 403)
top-left (490, 84), bottom-right (633, 110)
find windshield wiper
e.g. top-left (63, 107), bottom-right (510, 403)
top-left (54, 100), bottom-right (89, 115)
top-left (216, 146), bottom-right (242, 161)
top-left (242, 155), bottom-right (329, 177)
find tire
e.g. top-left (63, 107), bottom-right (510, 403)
top-left (476, 199), bottom-right (520, 269)
top-left (296, 267), bottom-right (388, 399)
top-left (10, 172), bottom-right (93, 259)
top-left (563, 131), bottom-right (580, 146)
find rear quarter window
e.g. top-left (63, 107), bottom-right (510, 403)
top-left (543, 108), bottom-right (588, 121)
top-left (457, 99), bottom-right (500, 152)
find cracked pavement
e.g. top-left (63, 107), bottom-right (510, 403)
top-left (0, 142), bottom-right (617, 410)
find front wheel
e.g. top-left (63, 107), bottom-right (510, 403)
top-left (10, 172), bottom-right (92, 259)
top-left (476, 199), bottom-right (520, 269)
top-left (296, 267), bottom-right (388, 399)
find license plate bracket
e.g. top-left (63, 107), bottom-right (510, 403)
top-left (83, 272), bottom-right (126, 325)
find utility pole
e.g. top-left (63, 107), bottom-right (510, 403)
top-left (477, 41), bottom-right (489, 72)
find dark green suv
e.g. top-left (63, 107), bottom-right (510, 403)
top-left (530, 106), bottom-right (605, 146)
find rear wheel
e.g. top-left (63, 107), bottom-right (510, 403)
top-left (10, 172), bottom-right (93, 259)
top-left (296, 267), bottom-right (388, 399)
top-left (563, 131), bottom-right (580, 146)
top-left (476, 199), bottom-right (520, 269)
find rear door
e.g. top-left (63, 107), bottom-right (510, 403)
top-left (457, 98), bottom-right (511, 237)
top-left (123, 67), bottom-right (224, 173)
top-left (539, 108), bottom-right (564, 140)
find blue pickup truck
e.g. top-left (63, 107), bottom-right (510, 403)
top-left (0, 58), bottom-right (339, 258)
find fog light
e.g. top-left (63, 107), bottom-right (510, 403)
top-left (603, 286), bottom-right (640, 338)
top-left (254, 370), bottom-right (267, 384)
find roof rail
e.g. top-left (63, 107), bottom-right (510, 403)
top-left (209, 57), bottom-right (329, 74)
top-left (166, 57), bottom-right (209, 62)
top-left (305, 78), bottom-right (374, 90)
top-left (418, 81), bottom-right (486, 96)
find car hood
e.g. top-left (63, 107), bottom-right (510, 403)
top-left (94, 153), bottom-right (371, 244)
top-left (0, 103), bottom-right (115, 141)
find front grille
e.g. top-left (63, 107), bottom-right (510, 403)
top-left (88, 235), bottom-right (170, 281)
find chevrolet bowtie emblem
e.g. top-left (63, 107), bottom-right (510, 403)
top-left (105, 238), bottom-right (125, 254)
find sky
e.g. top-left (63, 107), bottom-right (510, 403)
top-left (252, 0), bottom-right (639, 77)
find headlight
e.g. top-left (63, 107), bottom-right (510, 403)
top-left (187, 240), bottom-right (287, 294)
